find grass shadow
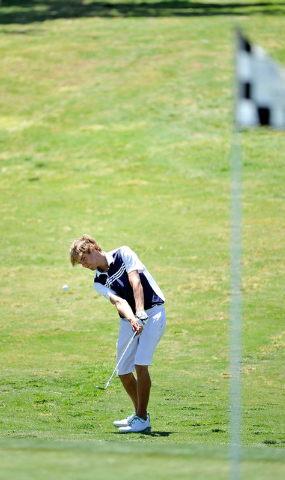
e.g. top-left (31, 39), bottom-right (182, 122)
top-left (143, 430), bottom-right (176, 437)
top-left (113, 430), bottom-right (175, 436)
top-left (1, 0), bottom-right (285, 24)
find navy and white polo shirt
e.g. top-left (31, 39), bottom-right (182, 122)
top-left (94, 246), bottom-right (165, 317)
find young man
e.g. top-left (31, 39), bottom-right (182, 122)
top-left (69, 234), bottom-right (166, 433)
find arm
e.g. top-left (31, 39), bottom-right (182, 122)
top-left (128, 270), bottom-right (144, 312)
top-left (120, 247), bottom-right (148, 322)
top-left (109, 293), bottom-right (143, 334)
top-left (128, 270), bottom-right (149, 325)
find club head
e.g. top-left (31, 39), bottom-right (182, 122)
top-left (95, 385), bottom-right (107, 390)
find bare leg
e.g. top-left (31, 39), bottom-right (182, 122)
top-left (118, 373), bottom-right (138, 411)
top-left (135, 365), bottom-right (151, 420)
top-left (119, 366), bottom-right (151, 421)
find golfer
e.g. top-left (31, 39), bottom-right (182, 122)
top-left (69, 234), bottom-right (166, 433)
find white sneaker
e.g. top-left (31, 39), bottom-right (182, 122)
top-left (113, 413), bottom-right (136, 428)
top-left (118, 414), bottom-right (151, 433)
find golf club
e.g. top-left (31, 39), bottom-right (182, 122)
top-left (95, 330), bottom-right (138, 390)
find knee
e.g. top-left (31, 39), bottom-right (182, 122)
top-left (135, 365), bottom-right (151, 382)
top-left (118, 372), bottom-right (133, 385)
top-left (135, 364), bottom-right (148, 374)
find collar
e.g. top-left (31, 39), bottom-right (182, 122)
top-left (96, 251), bottom-right (113, 277)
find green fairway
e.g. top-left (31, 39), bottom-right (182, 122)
top-left (0, 439), bottom-right (285, 480)
top-left (0, 0), bottom-right (284, 477)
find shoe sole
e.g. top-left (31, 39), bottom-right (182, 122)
top-left (119, 426), bottom-right (151, 434)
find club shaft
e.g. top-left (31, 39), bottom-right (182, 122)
top-left (98, 330), bottom-right (137, 390)
top-left (109, 331), bottom-right (137, 380)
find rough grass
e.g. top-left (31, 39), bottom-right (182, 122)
top-left (0, 1), bottom-right (285, 478)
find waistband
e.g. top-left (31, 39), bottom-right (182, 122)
top-left (121, 304), bottom-right (165, 322)
top-left (145, 304), bottom-right (165, 316)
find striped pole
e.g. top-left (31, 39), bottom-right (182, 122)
top-left (230, 125), bottom-right (242, 480)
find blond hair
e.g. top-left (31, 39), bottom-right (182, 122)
top-left (69, 234), bottom-right (102, 266)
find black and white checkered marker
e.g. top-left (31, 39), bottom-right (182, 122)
top-left (236, 31), bottom-right (285, 129)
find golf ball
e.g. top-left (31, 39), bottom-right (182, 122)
top-left (62, 284), bottom-right (69, 291)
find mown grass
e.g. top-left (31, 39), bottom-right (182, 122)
top-left (0, 1), bottom-right (285, 477)
top-left (0, 439), bottom-right (285, 480)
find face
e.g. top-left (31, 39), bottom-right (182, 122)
top-left (79, 248), bottom-right (98, 271)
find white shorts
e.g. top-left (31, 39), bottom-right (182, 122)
top-left (116, 305), bottom-right (166, 375)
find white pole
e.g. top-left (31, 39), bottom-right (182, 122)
top-left (230, 125), bottom-right (242, 480)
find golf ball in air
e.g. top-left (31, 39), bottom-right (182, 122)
top-left (62, 285), bottom-right (69, 291)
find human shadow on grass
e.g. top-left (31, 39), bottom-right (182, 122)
top-left (113, 430), bottom-right (175, 437)
top-left (1, 0), bottom-right (285, 25)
